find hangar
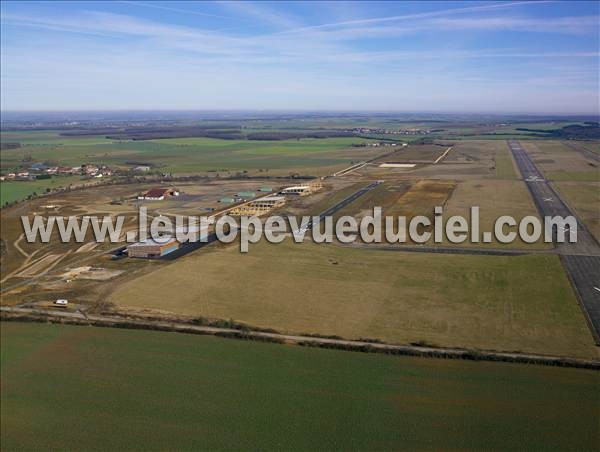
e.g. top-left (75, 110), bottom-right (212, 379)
top-left (138, 187), bottom-right (180, 201)
top-left (127, 238), bottom-right (180, 258)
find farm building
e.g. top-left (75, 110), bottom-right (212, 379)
top-left (127, 238), bottom-right (179, 258)
top-left (138, 187), bottom-right (180, 201)
top-left (230, 196), bottom-right (286, 216)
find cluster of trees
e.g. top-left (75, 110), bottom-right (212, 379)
top-left (61, 125), bottom-right (244, 140)
top-left (0, 142), bottom-right (20, 150)
top-left (516, 122), bottom-right (600, 139)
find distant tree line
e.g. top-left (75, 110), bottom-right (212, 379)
top-left (246, 131), bottom-right (355, 140)
top-left (516, 122), bottom-right (600, 139)
top-left (0, 142), bottom-right (21, 150)
top-left (57, 125), bottom-right (357, 141)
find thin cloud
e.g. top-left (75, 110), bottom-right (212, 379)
top-left (117, 1), bottom-right (243, 21)
top-left (216, 1), bottom-right (302, 29)
top-left (431, 15), bottom-right (599, 34)
top-left (1, 0), bottom-right (597, 113)
top-left (273, 1), bottom-right (556, 34)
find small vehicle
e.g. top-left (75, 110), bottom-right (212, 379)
top-left (54, 299), bottom-right (69, 307)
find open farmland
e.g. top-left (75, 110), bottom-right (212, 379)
top-left (1, 131), bottom-right (381, 176)
top-left (109, 240), bottom-right (597, 359)
top-left (0, 175), bottom-right (90, 205)
top-left (2, 322), bottom-right (598, 451)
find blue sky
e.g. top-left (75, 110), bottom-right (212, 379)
top-left (1, 1), bottom-right (598, 114)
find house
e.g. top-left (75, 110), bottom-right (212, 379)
top-left (138, 187), bottom-right (180, 201)
top-left (83, 165), bottom-right (98, 175)
top-left (134, 165), bottom-right (151, 172)
top-left (30, 163), bottom-right (48, 172)
top-left (57, 166), bottom-right (75, 175)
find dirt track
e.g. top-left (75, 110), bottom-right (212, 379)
top-left (2, 306), bottom-right (598, 370)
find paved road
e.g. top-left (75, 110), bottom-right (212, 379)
top-left (289, 181), bottom-right (383, 236)
top-left (310, 180), bottom-right (382, 228)
top-left (508, 140), bottom-right (598, 255)
top-left (166, 182), bottom-right (384, 256)
top-left (162, 232), bottom-right (218, 260)
top-left (507, 140), bottom-right (600, 343)
top-left (2, 306), bottom-right (598, 369)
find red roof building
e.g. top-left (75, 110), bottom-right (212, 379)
top-left (138, 187), bottom-right (180, 201)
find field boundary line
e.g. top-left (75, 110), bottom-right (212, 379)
top-left (1, 307), bottom-right (598, 370)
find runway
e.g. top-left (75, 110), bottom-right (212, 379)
top-left (507, 140), bottom-right (600, 343)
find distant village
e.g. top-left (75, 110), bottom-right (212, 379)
top-left (0, 162), bottom-right (154, 182)
top-left (345, 127), bottom-right (435, 135)
top-left (351, 141), bottom-right (407, 148)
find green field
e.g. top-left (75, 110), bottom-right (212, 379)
top-left (1, 131), bottom-right (377, 175)
top-left (2, 322), bottom-right (598, 450)
top-left (0, 176), bottom-right (88, 205)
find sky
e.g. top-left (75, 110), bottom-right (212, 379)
top-left (1, 1), bottom-right (598, 114)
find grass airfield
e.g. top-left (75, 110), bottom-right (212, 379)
top-left (110, 239), bottom-right (597, 359)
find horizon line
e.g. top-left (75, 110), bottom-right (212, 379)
top-left (1, 109), bottom-right (599, 117)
